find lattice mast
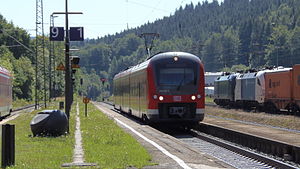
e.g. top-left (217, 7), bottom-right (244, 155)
top-left (35, 0), bottom-right (47, 109)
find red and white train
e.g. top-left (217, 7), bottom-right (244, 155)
top-left (113, 52), bottom-right (205, 126)
top-left (0, 66), bottom-right (12, 118)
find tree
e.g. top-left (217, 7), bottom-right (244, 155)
top-left (12, 57), bottom-right (34, 100)
top-left (265, 25), bottom-right (290, 67)
top-left (0, 45), bottom-right (13, 72)
top-left (289, 26), bottom-right (300, 65)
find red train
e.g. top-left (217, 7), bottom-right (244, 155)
top-left (113, 52), bottom-right (205, 126)
top-left (0, 66), bottom-right (12, 118)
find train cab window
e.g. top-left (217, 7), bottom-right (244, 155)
top-left (158, 68), bottom-right (195, 86)
top-left (257, 79), bottom-right (261, 86)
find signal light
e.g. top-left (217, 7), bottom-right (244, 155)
top-left (70, 56), bottom-right (80, 68)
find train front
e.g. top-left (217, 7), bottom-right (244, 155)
top-left (147, 52), bottom-right (205, 125)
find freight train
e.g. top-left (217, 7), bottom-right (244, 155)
top-left (214, 65), bottom-right (300, 115)
top-left (0, 66), bottom-right (12, 118)
top-left (113, 52), bottom-right (205, 126)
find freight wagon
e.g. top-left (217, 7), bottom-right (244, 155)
top-left (264, 65), bottom-right (300, 114)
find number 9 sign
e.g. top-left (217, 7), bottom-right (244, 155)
top-left (50, 27), bottom-right (64, 41)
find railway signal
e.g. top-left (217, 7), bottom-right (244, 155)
top-left (70, 56), bottom-right (80, 68)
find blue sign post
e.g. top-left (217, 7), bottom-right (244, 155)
top-left (70, 27), bottom-right (84, 41)
top-left (50, 27), bottom-right (64, 41)
top-left (50, 27), bottom-right (84, 41)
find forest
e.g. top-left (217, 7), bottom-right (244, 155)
top-left (1, 0), bottom-right (300, 101)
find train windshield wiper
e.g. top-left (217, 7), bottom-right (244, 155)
top-left (176, 78), bottom-right (184, 91)
top-left (176, 68), bottom-right (186, 91)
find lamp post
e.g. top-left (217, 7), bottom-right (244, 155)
top-left (52, 0), bottom-right (82, 133)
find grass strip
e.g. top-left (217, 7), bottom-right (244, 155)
top-left (205, 96), bottom-right (214, 103)
top-left (4, 101), bottom-right (75, 169)
top-left (79, 102), bottom-right (154, 169)
top-left (206, 106), bottom-right (300, 130)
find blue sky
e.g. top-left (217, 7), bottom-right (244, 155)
top-left (0, 0), bottom-right (221, 39)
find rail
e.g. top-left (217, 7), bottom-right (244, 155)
top-left (193, 123), bottom-right (300, 168)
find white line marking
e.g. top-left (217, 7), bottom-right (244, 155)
top-left (95, 104), bottom-right (192, 169)
top-left (73, 103), bottom-right (85, 163)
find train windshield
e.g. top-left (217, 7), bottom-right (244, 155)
top-left (155, 62), bottom-right (199, 95)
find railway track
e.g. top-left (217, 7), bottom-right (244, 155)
top-left (1, 104), bottom-right (36, 121)
top-left (11, 104), bottom-right (35, 113)
top-left (102, 102), bottom-right (300, 168)
top-left (189, 125), bottom-right (299, 169)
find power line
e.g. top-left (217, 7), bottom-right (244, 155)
top-left (0, 29), bottom-right (34, 53)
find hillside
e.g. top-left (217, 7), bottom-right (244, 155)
top-left (73, 0), bottom-right (300, 100)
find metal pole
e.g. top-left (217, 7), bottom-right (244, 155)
top-left (65, 0), bottom-right (71, 133)
top-left (85, 103), bottom-right (87, 117)
top-left (49, 15), bottom-right (53, 101)
top-left (35, 1), bottom-right (38, 110)
top-left (1, 124), bottom-right (15, 168)
top-left (41, 0), bottom-right (47, 108)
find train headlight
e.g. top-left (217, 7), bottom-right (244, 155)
top-left (159, 96), bottom-right (164, 101)
top-left (191, 95), bottom-right (196, 100)
top-left (153, 95), bottom-right (158, 99)
top-left (197, 94), bottom-right (201, 99)
top-left (173, 56), bottom-right (178, 62)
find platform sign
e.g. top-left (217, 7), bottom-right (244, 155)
top-left (50, 27), bottom-right (64, 41)
top-left (83, 97), bottom-right (90, 117)
top-left (70, 27), bottom-right (84, 41)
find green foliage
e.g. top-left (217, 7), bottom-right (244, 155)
top-left (0, 45), bottom-right (13, 72)
top-left (74, 0), bottom-right (300, 99)
top-left (12, 57), bottom-right (34, 100)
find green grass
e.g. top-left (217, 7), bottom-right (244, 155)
top-left (12, 99), bottom-right (34, 108)
top-left (205, 96), bottom-right (214, 103)
top-left (79, 102), bottom-right (154, 169)
top-left (206, 106), bottom-right (300, 130)
top-left (5, 100), bottom-right (75, 169)
top-left (1, 98), bottom-right (154, 169)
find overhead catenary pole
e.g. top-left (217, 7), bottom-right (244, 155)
top-left (35, 0), bottom-right (47, 109)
